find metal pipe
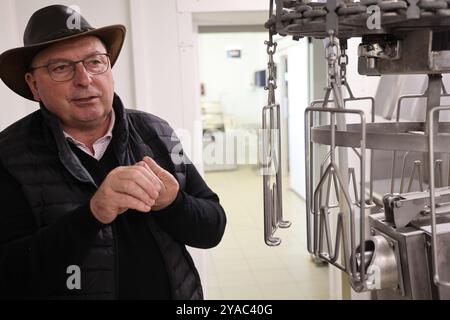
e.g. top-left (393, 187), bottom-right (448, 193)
top-left (359, 111), bottom-right (367, 283)
top-left (435, 159), bottom-right (443, 188)
top-left (400, 152), bottom-right (410, 194)
top-left (276, 104), bottom-right (291, 229)
top-left (263, 105), bottom-right (281, 246)
top-left (428, 105), bottom-right (450, 288)
top-left (426, 75), bottom-right (442, 135)
top-left (305, 108), bottom-right (314, 253)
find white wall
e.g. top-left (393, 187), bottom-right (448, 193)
top-left (346, 38), bottom-right (380, 99)
top-left (199, 32), bottom-right (268, 127)
top-left (0, 0), bottom-right (34, 129)
top-left (128, 0), bottom-right (204, 168)
top-left (284, 40), bottom-right (309, 198)
top-left (177, 0), bottom-right (268, 12)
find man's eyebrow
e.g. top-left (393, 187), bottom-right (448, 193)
top-left (44, 50), bottom-right (107, 64)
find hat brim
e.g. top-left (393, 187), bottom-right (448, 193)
top-left (0, 24), bottom-right (126, 101)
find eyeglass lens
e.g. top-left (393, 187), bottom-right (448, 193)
top-left (48, 54), bottom-right (109, 81)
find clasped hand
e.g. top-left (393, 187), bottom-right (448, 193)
top-left (90, 156), bottom-right (180, 224)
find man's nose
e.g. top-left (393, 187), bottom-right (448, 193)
top-left (73, 62), bottom-right (93, 86)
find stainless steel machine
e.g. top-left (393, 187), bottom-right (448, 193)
top-left (262, 0), bottom-right (450, 299)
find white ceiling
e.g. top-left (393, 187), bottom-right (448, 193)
top-left (193, 11), bottom-right (269, 27)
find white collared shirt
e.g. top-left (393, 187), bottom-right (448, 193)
top-left (64, 110), bottom-right (115, 161)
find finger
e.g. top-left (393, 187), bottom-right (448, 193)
top-left (142, 157), bottom-right (174, 186)
top-left (110, 166), bottom-right (154, 191)
top-left (115, 192), bottom-right (153, 213)
top-left (143, 156), bottom-right (165, 176)
top-left (122, 167), bottom-right (161, 199)
top-left (136, 162), bottom-right (164, 187)
top-left (157, 170), bottom-right (179, 189)
top-left (114, 179), bottom-right (156, 206)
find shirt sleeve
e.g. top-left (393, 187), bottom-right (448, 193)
top-left (0, 163), bottom-right (104, 299)
top-left (153, 160), bottom-right (227, 249)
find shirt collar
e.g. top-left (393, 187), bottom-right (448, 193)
top-left (63, 109), bottom-right (116, 144)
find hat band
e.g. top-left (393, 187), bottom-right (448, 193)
top-left (27, 27), bottom-right (95, 46)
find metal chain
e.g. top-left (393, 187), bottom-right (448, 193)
top-left (265, 0), bottom-right (450, 37)
top-left (265, 36), bottom-right (278, 105)
top-left (265, 0), bottom-right (278, 105)
top-left (339, 40), bottom-right (349, 85)
top-left (326, 31), bottom-right (340, 88)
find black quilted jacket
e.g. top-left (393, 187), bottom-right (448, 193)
top-left (0, 94), bottom-right (226, 299)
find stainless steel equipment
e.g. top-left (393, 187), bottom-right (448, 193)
top-left (263, 0), bottom-right (450, 299)
top-left (262, 23), bottom-right (291, 247)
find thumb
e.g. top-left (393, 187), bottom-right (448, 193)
top-left (143, 157), bottom-right (179, 188)
top-left (143, 156), bottom-right (164, 176)
top-left (158, 170), bottom-right (180, 188)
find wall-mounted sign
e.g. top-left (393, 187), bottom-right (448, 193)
top-left (227, 49), bottom-right (241, 59)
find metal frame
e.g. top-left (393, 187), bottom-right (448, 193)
top-left (305, 106), bottom-right (368, 290)
top-left (390, 81), bottom-right (450, 193)
top-left (309, 81), bottom-right (375, 204)
top-left (428, 105), bottom-right (450, 288)
top-left (264, 0), bottom-right (450, 299)
top-left (263, 103), bottom-right (291, 246)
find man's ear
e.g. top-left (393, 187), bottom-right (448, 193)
top-left (25, 72), bottom-right (42, 102)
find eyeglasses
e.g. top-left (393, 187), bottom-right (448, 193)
top-left (29, 53), bottom-right (110, 82)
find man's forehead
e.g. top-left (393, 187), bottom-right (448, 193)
top-left (32, 36), bottom-right (106, 64)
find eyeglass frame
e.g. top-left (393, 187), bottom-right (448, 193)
top-left (28, 53), bottom-right (111, 82)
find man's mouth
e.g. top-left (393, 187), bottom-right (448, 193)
top-left (72, 96), bottom-right (100, 104)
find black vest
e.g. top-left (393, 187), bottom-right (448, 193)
top-left (0, 94), bottom-right (202, 299)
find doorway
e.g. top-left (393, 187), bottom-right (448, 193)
top-left (197, 28), bottom-right (329, 299)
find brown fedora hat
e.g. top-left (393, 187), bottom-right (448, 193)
top-left (0, 4), bottom-right (126, 101)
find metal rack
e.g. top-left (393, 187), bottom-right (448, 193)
top-left (262, 16), bottom-right (291, 246)
top-left (264, 0), bottom-right (450, 299)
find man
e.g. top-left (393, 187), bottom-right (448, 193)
top-left (0, 5), bottom-right (226, 300)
